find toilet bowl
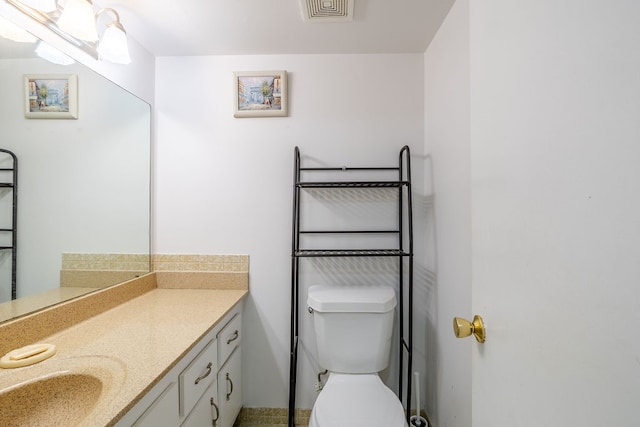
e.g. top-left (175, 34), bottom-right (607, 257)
top-left (309, 373), bottom-right (407, 427)
top-left (307, 285), bottom-right (407, 427)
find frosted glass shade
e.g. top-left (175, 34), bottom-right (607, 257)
top-left (97, 25), bottom-right (131, 64)
top-left (35, 41), bottom-right (75, 65)
top-left (57, 0), bottom-right (98, 41)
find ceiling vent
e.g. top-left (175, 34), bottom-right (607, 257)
top-left (300, 0), bottom-right (354, 23)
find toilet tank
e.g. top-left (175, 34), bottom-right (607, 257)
top-left (307, 285), bottom-right (396, 374)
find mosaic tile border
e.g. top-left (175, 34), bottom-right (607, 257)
top-left (234, 408), bottom-right (311, 427)
top-left (152, 254), bottom-right (249, 272)
top-left (62, 253), bottom-right (150, 271)
top-left (61, 253), bottom-right (249, 272)
top-left (233, 407), bottom-right (432, 427)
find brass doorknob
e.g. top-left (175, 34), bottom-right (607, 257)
top-left (453, 315), bottom-right (486, 343)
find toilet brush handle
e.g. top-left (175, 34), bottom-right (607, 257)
top-left (414, 371), bottom-right (421, 416)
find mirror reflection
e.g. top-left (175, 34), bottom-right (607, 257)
top-left (0, 27), bottom-right (150, 323)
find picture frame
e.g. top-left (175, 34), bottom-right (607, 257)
top-left (234, 70), bottom-right (287, 118)
top-left (24, 74), bottom-right (78, 119)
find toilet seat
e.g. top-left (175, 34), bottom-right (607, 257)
top-left (310, 373), bottom-right (407, 427)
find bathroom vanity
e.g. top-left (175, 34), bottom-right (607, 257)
top-left (0, 272), bottom-right (248, 427)
top-left (118, 306), bottom-right (243, 427)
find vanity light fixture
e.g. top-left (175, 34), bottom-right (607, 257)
top-left (35, 39), bottom-right (75, 64)
top-left (17, 0), bottom-right (57, 13)
top-left (5, 0), bottom-right (132, 65)
top-left (95, 8), bottom-right (130, 64)
top-left (0, 14), bottom-right (38, 42)
top-left (56, 0), bottom-right (98, 41)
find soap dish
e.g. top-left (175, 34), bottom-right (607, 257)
top-left (0, 343), bottom-right (56, 369)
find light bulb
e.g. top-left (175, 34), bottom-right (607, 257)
top-left (57, 0), bottom-right (98, 41)
top-left (97, 23), bottom-right (131, 64)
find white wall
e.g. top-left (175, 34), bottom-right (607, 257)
top-left (154, 54), bottom-right (425, 409)
top-left (424, 1), bottom-right (471, 426)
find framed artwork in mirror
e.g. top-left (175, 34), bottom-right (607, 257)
top-left (24, 74), bottom-right (78, 119)
top-left (234, 70), bottom-right (287, 118)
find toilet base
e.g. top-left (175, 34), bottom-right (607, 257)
top-left (309, 373), bottom-right (407, 427)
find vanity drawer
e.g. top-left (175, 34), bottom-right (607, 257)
top-left (217, 313), bottom-right (241, 365)
top-left (179, 338), bottom-right (217, 417)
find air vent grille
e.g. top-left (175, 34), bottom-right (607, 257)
top-left (301, 0), bottom-right (354, 23)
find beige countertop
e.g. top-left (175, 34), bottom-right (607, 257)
top-left (0, 272), bottom-right (248, 427)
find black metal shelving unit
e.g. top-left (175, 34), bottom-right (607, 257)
top-left (0, 149), bottom-right (17, 301)
top-left (288, 146), bottom-right (414, 426)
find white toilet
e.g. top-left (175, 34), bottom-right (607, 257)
top-left (307, 285), bottom-right (408, 427)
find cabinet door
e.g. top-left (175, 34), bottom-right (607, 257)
top-left (182, 379), bottom-right (219, 427)
top-left (217, 347), bottom-right (242, 427)
top-left (133, 381), bottom-right (179, 427)
top-left (180, 339), bottom-right (217, 417)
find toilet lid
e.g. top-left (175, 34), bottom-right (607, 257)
top-left (313, 374), bottom-right (406, 427)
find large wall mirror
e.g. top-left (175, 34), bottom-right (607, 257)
top-left (0, 25), bottom-right (151, 323)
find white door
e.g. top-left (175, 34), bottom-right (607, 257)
top-left (468, 1), bottom-right (640, 426)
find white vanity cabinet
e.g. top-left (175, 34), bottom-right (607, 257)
top-left (215, 314), bottom-right (242, 427)
top-left (182, 378), bottom-right (219, 427)
top-left (186, 312), bottom-right (242, 427)
top-left (117, 304), bottom-right (243, 427)
top-left (217, 347), bottom-right (242, 427)
top-left (179, 338), bottom-right (218, 418)
top-left (132, 382), bottom-right (179, 427)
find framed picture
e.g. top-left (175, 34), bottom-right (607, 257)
top-left (24, 74), bottom-right (78, 119)
top-left (234, 70), bottom-right (287, 118)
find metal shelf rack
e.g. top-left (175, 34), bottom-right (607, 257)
top-left (0, 149), bottom-right (17, 300)
top-left (288, 146), bottom-right (414, 426)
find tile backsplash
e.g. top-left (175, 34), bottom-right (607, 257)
top-left (152, 254), bottom-right (249, 272)
top-left (60, 253), bottom-right (249, 272)
top-left (62, 253), bottom-right (150, 271)
top-left (60, 253), bottom-right (249, 288)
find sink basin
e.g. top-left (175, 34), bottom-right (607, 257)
top-left (0, 373), bottom-right (103, 426)
top-left (0, 355), bottom-right (125, 427)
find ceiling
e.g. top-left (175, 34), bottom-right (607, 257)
top-left (92, 0), bottom-right (455, 57)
